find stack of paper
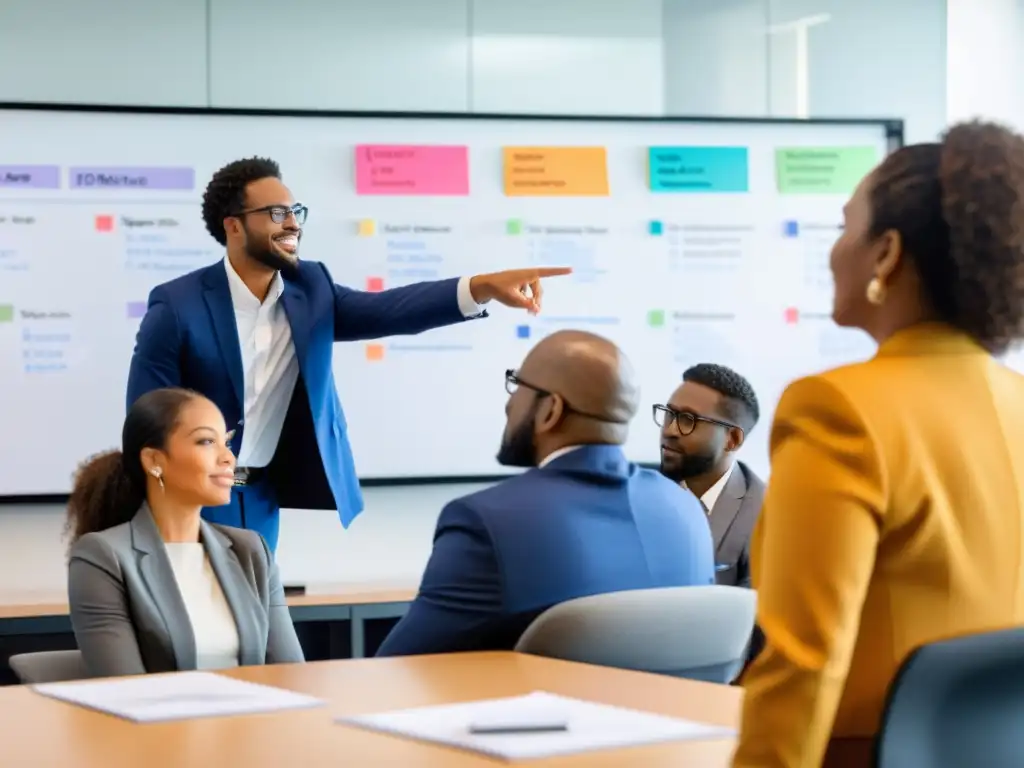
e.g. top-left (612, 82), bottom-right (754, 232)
top-left (338, 690), bottom-right (735, 760)
top-left (33, 671), bottom-right (325, 723)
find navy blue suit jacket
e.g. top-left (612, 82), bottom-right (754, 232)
top-left (376, 444), bottom-right (716, 657)
top-left (126, 260), bottom-right (480, 537)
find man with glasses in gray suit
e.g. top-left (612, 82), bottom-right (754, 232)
top-left (655, 363), bottom-right (764, 589)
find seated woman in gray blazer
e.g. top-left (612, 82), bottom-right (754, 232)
top-left (66, 387), bottom-right (304, 677)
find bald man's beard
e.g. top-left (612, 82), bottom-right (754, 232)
top-left (496, 404), bottom-right (539, 468)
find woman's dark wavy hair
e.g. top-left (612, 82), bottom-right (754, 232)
top-left (65, 388), bottom-right (200, 546)
top-left (868, 119), bottom-right (1024, 355)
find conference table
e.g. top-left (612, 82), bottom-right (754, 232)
top-left (0, 582), bottom-right (417, 672)
top-left (0, 651), bottom-right (742, 766)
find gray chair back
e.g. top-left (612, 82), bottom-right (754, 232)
top-left (515, 585), bottom-right (756, 683)
top-left (9, 650), bottom-right (88, 684)
top-left (875, 625), bottom-right (1024, 768)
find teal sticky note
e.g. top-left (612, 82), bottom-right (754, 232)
top-left (648, 220), bottom-right (663, 236)
top-left (648, 146), bottom-right (749, 193)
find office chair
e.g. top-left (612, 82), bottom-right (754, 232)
top-left (875, 625), bottom-right (1024, 768)
top-left (515, 585), bottom-right (756, 683)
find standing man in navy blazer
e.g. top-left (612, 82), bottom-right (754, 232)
top-left (377, 330), bottom-right (715, 657)
top-left (126, 157), bottom-right (569, 551)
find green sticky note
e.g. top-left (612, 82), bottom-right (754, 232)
top-left (647, 309), bottom-right (665, 328)
top-left (0, 305), bottom-right (13, 323)
top-left (506, 219), bottom-right (522, 235)
top-left (775, 147), bottom-right (878, 195)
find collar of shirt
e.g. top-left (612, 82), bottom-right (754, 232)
top-left (223, 255), bottom-right (285, 310)
top-left (538, 445), bottom-right (585, 468)
top-left (685, 461), bottom-right (735, 513)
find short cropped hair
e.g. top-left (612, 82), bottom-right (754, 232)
top-left (201, 157), bottom-right (281, 245)
top-left (682, 363), bottom-right (759, 432)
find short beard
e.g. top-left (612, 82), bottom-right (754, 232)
top-left (242, 225), bottom-right (299, 277)
top-left (496, 403), bottom-right (539, 468)
top-left (660, 449), bottom-right (717, 483)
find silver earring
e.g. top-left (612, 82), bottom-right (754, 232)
top-left (150, 468), bottom-right (164, 491)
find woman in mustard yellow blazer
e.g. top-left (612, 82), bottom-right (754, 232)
top-left (733, 120), bottom-right (1024, 768)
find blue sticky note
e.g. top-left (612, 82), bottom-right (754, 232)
top-left (648, 220), bottom-right (663, 236)
top-left (784, 220), bottom-right (799, 237)
top-left (516, 325), bottom-right (531, 339)
top-left (648, 146), bottom-right (749, 193)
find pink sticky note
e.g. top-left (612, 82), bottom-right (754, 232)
top-left (355, 145), bottom-right (469, 196)
top-left (784, 307), bottom-right (800, 325)
top-left (366, 276), bottom-right (384, 292)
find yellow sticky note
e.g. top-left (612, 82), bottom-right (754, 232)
top-left (365, 344), bottom-right (384, 361)
top-left (502, 147), bottom-right (609, 196)
top-left (357, 219), bottom-right (376, 236)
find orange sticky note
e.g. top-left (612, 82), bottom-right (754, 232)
top-left (357, 219), bottom-right (375, 236)
top-left (502, 147), bottom-right (609, 196)
top-left (365, 344), bottom-right (384, 361)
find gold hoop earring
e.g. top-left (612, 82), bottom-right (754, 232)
top-left (866, 276), bottom-right (887, 305)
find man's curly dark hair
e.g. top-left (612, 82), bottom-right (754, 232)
top-left (682, 363), bottom-right (760, 432)
top-left (868, 119), bottom-right (1024, 355)
top-left (201, 157), bottom-right (281, 246)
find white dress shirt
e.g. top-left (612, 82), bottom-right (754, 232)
top-left (685, 461), bottom-right (735, 515)
top-left (223, 257), bottom-right (484, 467)
top-left (538, 445), bottom-right (585, 467)
top-left (164, 543), bottom-right (240, 670)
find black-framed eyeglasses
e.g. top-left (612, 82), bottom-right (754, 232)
top-left (505, 369), bottom-right (627, 424)
top-left (231, 203), bottom-right (308, 225)
top-left (652, 404), bottom-right (740, 436)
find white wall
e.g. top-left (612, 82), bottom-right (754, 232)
top-left (663, 0), bottom-right (947, 143)
top-left (946, 0), bottom-right (1024, 127)
top-left (0, 0), bottom-right (950, 592)
top-left (0, 0), bottom-right (665, 115)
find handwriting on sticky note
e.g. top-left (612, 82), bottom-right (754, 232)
top-left (355, 145), bottom-right (469, 196)
top-left (648, 147), bottom-right (749, 193)
top-left (775, 147), bottom-right (878, 195)
top-left (502, 147), bottom-right (609, 196)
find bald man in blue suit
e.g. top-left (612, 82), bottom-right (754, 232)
top-left (377, 330), bottom-right (715, 656)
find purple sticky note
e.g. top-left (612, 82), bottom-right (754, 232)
top-left (0, 165), bottom-right (60, 189)
top-left (70, 167), bottom-right (194, 190)
top-left (126, 302), bottom-right (147, 319)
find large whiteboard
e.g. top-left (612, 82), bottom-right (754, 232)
top-left (0, 105), bottom-right (900, 497)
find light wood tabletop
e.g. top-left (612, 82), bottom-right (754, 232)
top-left (0, 581), bottom-right (417, 619)
top-left (0, 652), bottom-right (742, 767)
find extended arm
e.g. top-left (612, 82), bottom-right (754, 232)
top-left (125, 290), bottom-right (182, 410)
top-left (323, 263), bottom-right (486, 342)
top-left (259, 536), bottom-right (305, 664)
top-left (732, 376), bottom-right (886, 767)
top-left (376, 500), bottom-right (502, 656)
top-left (68, 538), bottom-right (148, 677)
